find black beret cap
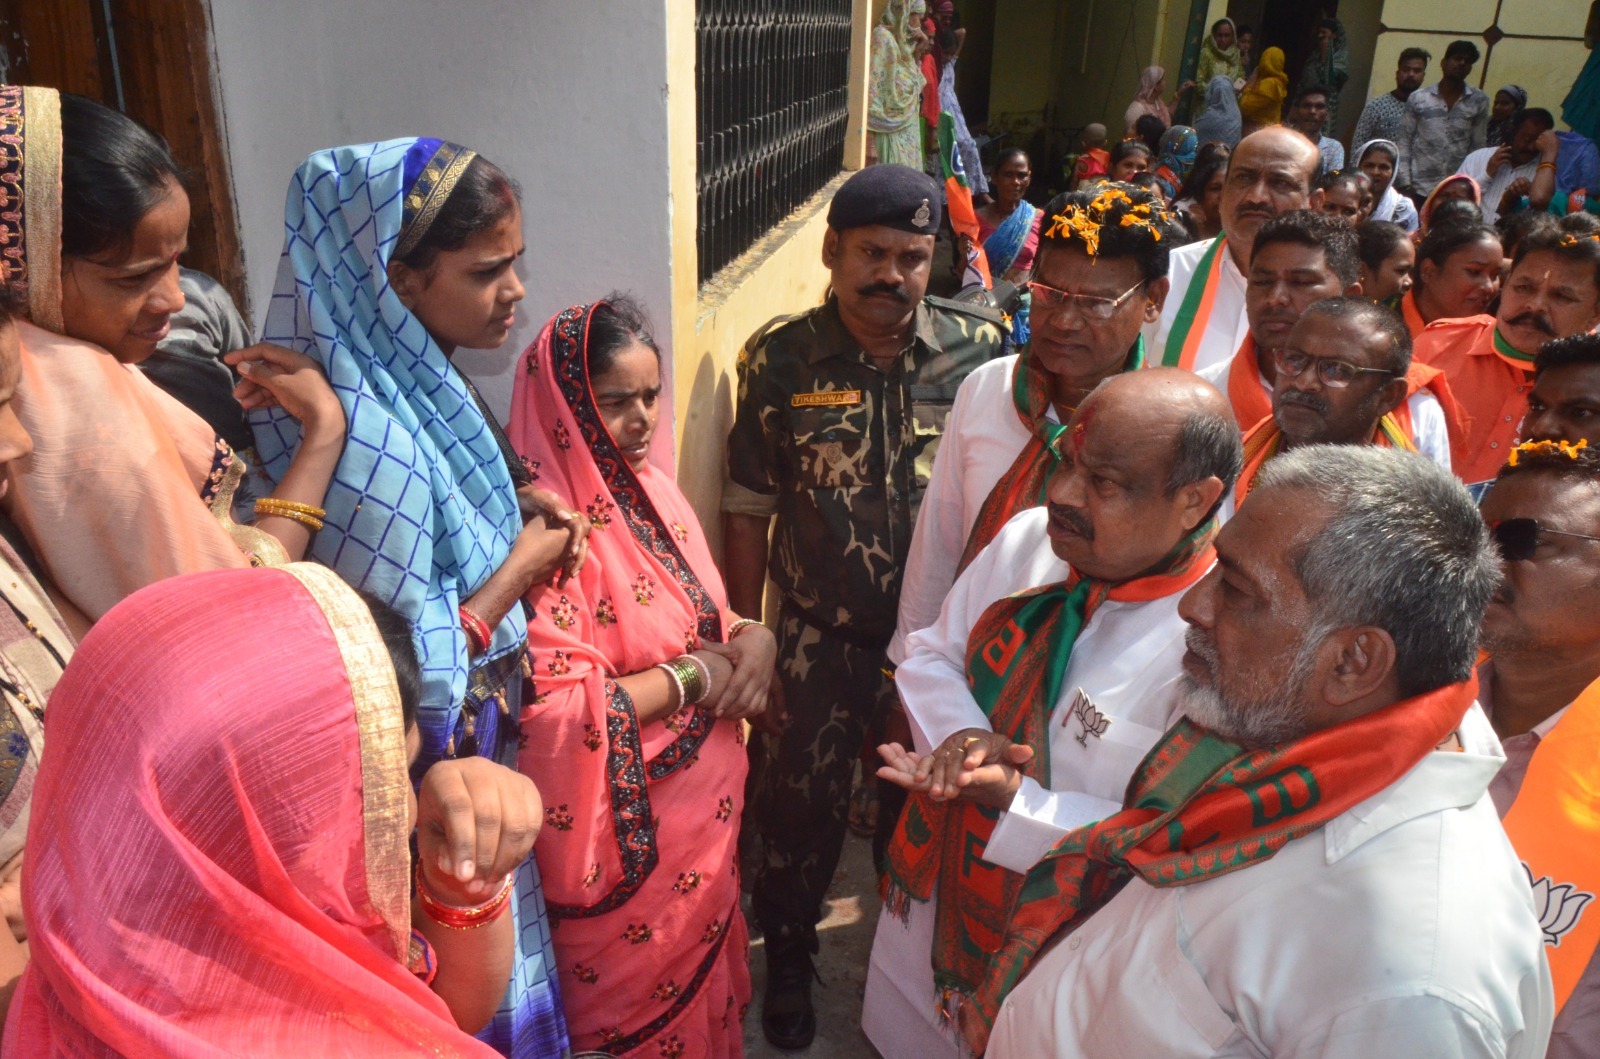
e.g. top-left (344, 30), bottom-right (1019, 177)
top-left (827, 164), bottom-right (941, 235)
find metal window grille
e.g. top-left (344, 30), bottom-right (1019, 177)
top-left (696, 0), bottom-right (853, 285)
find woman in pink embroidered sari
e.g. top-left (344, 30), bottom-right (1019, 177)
top-left (4, 564), bottom-right (544, 1057)
top-left (509, 298), bottom-right (776, 1056)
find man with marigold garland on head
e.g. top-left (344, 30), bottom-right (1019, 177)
top-left (977, 445), bottom-right (1552, 1059)
top-left (1477, 438), bottom-right (1600, 1059)
top-left (890, 182), bottom-right (1174, 667)
top-left (862, 368), bottom-right (1242, 1058)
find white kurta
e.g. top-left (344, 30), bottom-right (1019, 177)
top-left (1146, 236), bottom-right (1250, 376)
top-left (888, 355), bottom-right (1055, 665)
top-left (1196, 356), bottom-right (1454, 472)
top-left (988, 738), bottom-right (1554, 1059)
top-left (863, 506), bottom-right (1197, 1059)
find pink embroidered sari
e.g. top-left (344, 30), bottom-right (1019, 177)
top-left (509, 303), bottom-right (750, 1057)
top-left (4, 564), bottom-right (498, 1058)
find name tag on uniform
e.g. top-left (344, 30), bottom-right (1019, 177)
top-left (791, 389), bottom-right (862, 408)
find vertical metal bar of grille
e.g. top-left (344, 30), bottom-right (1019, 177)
top-left (696, 0), bottom-right (852, 285)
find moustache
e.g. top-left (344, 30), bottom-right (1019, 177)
top-left (1048, 504), bottom-right (1095, 541)
top-left (1277, 389), bottom-right (1328, 415)
top-left (1507, 311), bottom-right (1556, 337)
top-left (1184, 627), bottom-right (1219, 670)
top-left (857, 282), bottom-right (910, 302)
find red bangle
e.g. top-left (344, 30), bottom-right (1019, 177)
top-left (415, 862), bottom-right (514, 930)
top-left (459, 605), bottom-right (492, 656)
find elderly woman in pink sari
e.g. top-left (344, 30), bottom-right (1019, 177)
top-left (509, 297), bottom-right (776, 1057)
top-left (5, 564), bottom-right (544, 1056)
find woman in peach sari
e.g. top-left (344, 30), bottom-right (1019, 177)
top-left (0, 85), bottom-right (342, 634)
top-left (510, 298), bottom-right (776, 1056)
top-left (4, 564), bottom-right (543, 1057)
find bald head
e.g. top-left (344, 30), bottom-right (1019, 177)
top-left (1222, 127), bottom-right (1322, 270)
top-left (1050, 370), bottom-right (1241, 579)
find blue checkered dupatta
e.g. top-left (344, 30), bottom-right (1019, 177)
top-left (252, 140), bottom-right (568, 1058)
top-left (253, 140), bottom-right (524, 762)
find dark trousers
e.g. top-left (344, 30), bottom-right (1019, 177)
top-left (749, 607), bottom-right (897, 935)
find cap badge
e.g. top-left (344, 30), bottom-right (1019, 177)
top-left (912, 198), bottom-right (931, 228)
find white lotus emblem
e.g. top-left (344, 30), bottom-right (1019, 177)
top-left (1524, 863), bottom-right (1595, 947)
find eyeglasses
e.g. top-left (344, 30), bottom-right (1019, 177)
top-left (1027, 280), bottom-right (1145, 322)
top-left (1272, 348), bottom-right (1398, 389)
top-left (1490, 517), bottom-right (1600, 562)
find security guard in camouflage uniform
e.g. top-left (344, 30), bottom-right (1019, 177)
top-left (721, 164), bottom-right (1006, 1050)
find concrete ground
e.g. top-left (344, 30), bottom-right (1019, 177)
top-left (741, 827), bottom-right (884, 1059)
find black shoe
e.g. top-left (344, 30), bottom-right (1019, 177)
top-left (762, 924), bottom-right (818, 1050)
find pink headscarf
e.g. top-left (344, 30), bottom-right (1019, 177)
top-left (5, 564), bottom-right (496, 1058)
top-left (506, 302), bottom-right (733, 911)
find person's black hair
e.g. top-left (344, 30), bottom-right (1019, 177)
top-left (994, 146), bottom-right (1030, 172)
top-left (1513, 107), bottom-right (1557, 135)
top-left (1495, 436), bottom-right (1600, 482)
top-left (1193, 141), bottom-right (1231, 170)
top-left (1318, 18), bottom-right (1340, 33)
top-left (357, 590), bottom-right (422, 733)
top-left (1316, 169), bottom-right (1364, 196)
top-left (1292, 83), bottom-right (1331, 109)
top-left (1497, 210), bottom-right (1557, 259)
top-left (1036, 184), bottom-right (1173, 282)
top-left (1398, 47), bottom-right (1432, 66)
top-left (937, 25), bottom-right (958, 53)
top-left (586, 292), bottom-right (662, 378)
top-left (1175, 154), bottom-right (1228, 208)
top-left (1428, 199), bottom-right (1485, 230)
top-left (1235, 23), bottom-right (1253, 37)
top-left (1134, 114), bottom-right (1166, 155)
top-left (1356, 219), bottom-right (1411, 272)
top-left (395, 154), bottom-right (523, 271)
top-left (59, 92), bottom-right (183, 259)
top-left (1533, 331), bottom-right (1600, 377)
top-left (1515, 222), bottom-right (1600, 291)
top-left (1302, 295), bottom-right (1413, 374)
top-left (1444, 39), bottom-right (1481, 63)
top-left (1250, 209), bottom-right (1361, 287)
top-left (0, 282), bottom-right (24, 326)
top-left (1126, 171), bottom-right (1164, 194)
top-left (1167, 406), bottom-right (1244, 497)
top-left (1109, 139), bottom-right (1152, 169)
top-left (1415, 221), bottom-right (1500, 292)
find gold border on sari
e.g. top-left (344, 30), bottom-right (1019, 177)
top-left (393, 142), bottom-right (477, 261)
top-left (1, 85), bottom-right (63, 333)
top-left (284, 562), bottom-right (412, 962)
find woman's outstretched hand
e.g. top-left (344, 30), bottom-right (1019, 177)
top-left (415, 756), bottom-right (542, 907)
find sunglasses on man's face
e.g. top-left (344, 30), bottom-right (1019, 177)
top-left (1490, 517), bottom-right (1600, 562)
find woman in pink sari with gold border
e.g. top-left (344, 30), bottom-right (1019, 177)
top-left (510, 298), bottom-right (776, 1056)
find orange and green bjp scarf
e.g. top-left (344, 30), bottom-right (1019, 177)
top-left (1234, 411), bottom-right (1417, 506)
top-left (955, 338), bottom-right (1146, 573)
top-left (1500, 671), bottom-right (1600, 1014)
top-left (1161, 236), bottom-right (1227, 370)
top-left (966, 673), bottom-right (1478, 1041)
top-left (884, 518), bottom-right (1217, 1004)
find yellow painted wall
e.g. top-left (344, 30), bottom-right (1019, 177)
top-left (666, 0), bottom-right (872, 555)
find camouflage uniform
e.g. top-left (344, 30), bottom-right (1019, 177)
top-left (724, 294), bottom-right (1006, 939)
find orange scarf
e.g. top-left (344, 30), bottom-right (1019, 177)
top-left (1224, 335), bottom-right (1270, 431)
top-left (1236, 411), bottom-right (1417, 505)
top-left (1500, 672), bottom-right (1600, 1013)
top-left (1400, 289), bottom-right (1427, 339)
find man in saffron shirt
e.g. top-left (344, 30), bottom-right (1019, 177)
top-left (1416, 221), bottom-right (1600, 489)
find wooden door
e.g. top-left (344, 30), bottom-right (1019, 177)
top-left (0, 0), bottom-right (245, 317)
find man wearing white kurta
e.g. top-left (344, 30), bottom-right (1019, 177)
top-left (1147, 127), bottom-right (1321, 374)
top-left (863, 370), bottom-right (1244, 1058)
top-left (985, 446), bottom-right (1553, 1059)
top-left (1192, 209), bottom-right (1453, 472)
top-left (890, 182), bottom-right (1175, 664)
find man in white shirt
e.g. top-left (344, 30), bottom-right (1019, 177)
top-left (889, 183), bottom-right (1174, 666)
top-left (1476, 440), bottom-right (1600, 1059)
top-left (1149, 127), bottom-right (1321, 374)
top-left (1455, 107), bottom-right (1558, 224)
top-left (862, 368), bottom-right (1243, 1058)
top-left (983, 446), bottom-right (1553, 1059)
top-left (1198, 210), bottom-right (1452, 471)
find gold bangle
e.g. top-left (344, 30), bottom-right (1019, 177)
top-left (254, 498), bottom-right (327, 518)
top-left (726, 618), bottom-right (763, 639)
top-left (253, 501), bottom-right (324, 531)
top-left (671, 655), bottom-right (707, 705)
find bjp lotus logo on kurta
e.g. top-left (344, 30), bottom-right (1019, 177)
top-left (1525, 864), bottom-right (1595, 946)
top-left (1067, 687), bottom-right (1110, 747)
